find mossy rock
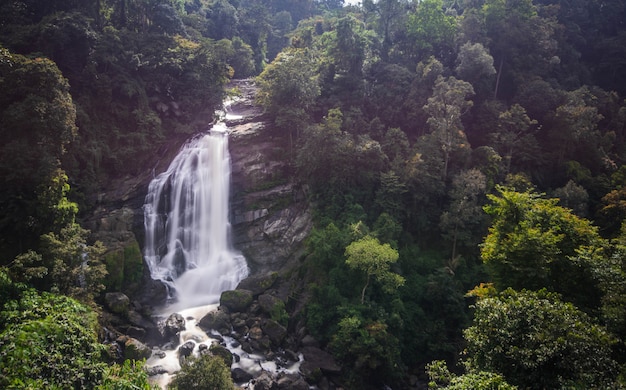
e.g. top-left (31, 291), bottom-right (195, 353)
top-left (103, 239), bottom-right (144, 293)
top-left (237, 272), bottom-right (279, 296)
top-left (220, 289), bottom-right (253, 312)
top-left (124, 338), bottom-right (152, 360)
top-left (209, 343), bottom-right (233, 366)
top-left (262, 318), bottom-right (287, 346)
top-left (105, 292), bottom-right (130, 315)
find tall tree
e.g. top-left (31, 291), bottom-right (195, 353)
top-left (488, 103), bottom-right (539, 173)
top-left (423, 75), bottom-right (474, 180)
top-left (345, 235), bottom-right (404, 304)
top-left (439, 168), bottom-right (488, 261)
top-left (405, 0), bottom-right (457, 64)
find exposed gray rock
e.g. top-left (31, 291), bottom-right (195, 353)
top-left (258, 294), bottom-right (283, 315)
top-left (198, 309), bottom-right (231, 334)
top-left (232, 367), bottom-right (253, 383)
top-left (300, 346), bottom-right (341, 375)
top-left (253, 371), bottom-right (277, 390)
top-left (300, 334), bottom-right (320, 348)
top-left (178, 341), bottom-right (195, 359)
top-left (236, 273), bottom-right (279, 296)
top-left (262, 319), bottom-right (287, 346)
top-left (277, 372), bottom-right (309, 390)
top-left (164, 313), bottom-right (185, 338)
top-left (146, 365), bottom-right (168, 376)
top-left (209, 343), bottom-right (233, 366)
top-left (126, 326), bottom-right (146, 340)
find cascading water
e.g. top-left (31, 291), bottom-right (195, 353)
top-left (143, 116), bottom-right (248, 311)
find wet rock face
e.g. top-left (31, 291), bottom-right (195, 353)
top-left (164, 313), bottom-right (185, 340)
top-left (228, 80), bottom-right (312, 274)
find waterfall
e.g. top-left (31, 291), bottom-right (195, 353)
top-left (143, 118), bottom-right (248, 310)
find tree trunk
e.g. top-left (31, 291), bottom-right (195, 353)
top-left (361, 274), bottom-right (370, 304)
top-left (494, 56), bottom-right (504, 100)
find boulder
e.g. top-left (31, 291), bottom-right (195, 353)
top-left (220, 289), bottom-right (253, 312)
top-left (277, 372), bottom-right (309, 390)
top-left (236, 273), bottom-right (279, 296)
top-left (178, 341), bottom-right (195, 359)
top-left (105, 292), bottom-right (130, 315)
top-left (124, 337), bottom-right (152, 360)
top-left (300, 334), bottom-right (319, 348)
top-left (198, 309), bottom-right (231, 334)
top-left (248, 325), bottom-right (263, 340)
top-left (232, 367), bottom-right (253, 383)
top-left (262, 319), bottom-right (287, 346)
top-left (164, 312), bottom-right (186, 338)
top-left (146, 365), bottom-right (168, 376)
top-left (253, 371), bottom-right (277, 390)
top-left (258, 294), bottom-right (283, 315)
top-left (209, 343), bottom-right (233, 366)
top-left (299, 346), bottom-right (341, 377)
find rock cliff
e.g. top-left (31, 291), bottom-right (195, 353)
top-left (87, 79), bottom-right (312, 305)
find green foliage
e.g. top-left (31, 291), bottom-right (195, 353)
top-left (269, 299), bottom-right (289, 327)
top-left (97, 359), bottom-right (157, 390)
top-left (464, 289), bottom-right (619, 389)
top-left (39, 223), bottom-right (107, 301)
top-left (424, 75), bottom-right (474, 180)
top-left (405, 0), bottom-right (457, 62)
top-left (426, 360), bottom-right (517, 390)
top-left (481, 186), bottom-right (608, 312)
top-left (0, 285), bottom-right (106, 388)
top-left (168, 353), bottom-right (234, 390)
top-left (104, 239), bottom-right (143, 293)
top-left (345, 235), bottom-right (404, 304)
top-left (256, 47), bottom-right (320, 119)
top-left (0, 47), bottom-right (77, 258)
top-left (329, 315), bottom-right (403, 388)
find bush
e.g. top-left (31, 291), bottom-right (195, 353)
top-left (0, 288), bottom-right (106, 388)
top-left (168, 354), bottom-right (234, 390)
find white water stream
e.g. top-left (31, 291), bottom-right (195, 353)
top-left (142, 99), bottom-right (302, 387)
top-left (143, 109), bottom-right (248, 310)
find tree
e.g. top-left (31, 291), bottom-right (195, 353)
top-left (329, 315), bottom-right (403, 389)
top-left (8, 223), bottom-right (108, 303)
top-left (424, 75), bottom-right (474, 180)
top-left (405, 0), bottom-right (457, 63)
top-left (481, 187), bottom-right (607, 313)
top-left (0, 278), bottom-right (106, 389)
top-left (439, 169), bottom-right (488, 261)
top-left (481, 0), bottom-right (558, 99)
top-left (552, 179), bottom-right (589, 217)
top-left (548, 86), bottom-right (604, 167)
top-left (0, 47), bottom-right (77, 259)
top-left (256, 47), bottom-right (320, 146)
top-left (463, 289), bottom-right (619, 389)
top-left (454, 41), bottom-right (496, 96)
top-left (488, 103), bottom-right (539, 173)
top-left (168, 353), bottom-right (234, 390)
top-left (426, 360), bottom-right (517, 390)
top-left (345, 235), bottom-right (404, 304)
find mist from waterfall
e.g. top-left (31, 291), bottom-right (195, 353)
top-left (143, 120), bottom-right (248, 310)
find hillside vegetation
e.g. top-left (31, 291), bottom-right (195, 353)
top-left (1, 0), bottom-right (626, 388)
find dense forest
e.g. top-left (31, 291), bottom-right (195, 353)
top-left (1, 0), bottom-right (626, 388)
